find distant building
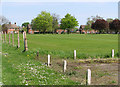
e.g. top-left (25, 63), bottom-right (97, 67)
top-left (27, 24), bottom-right (34, 34)
top-left (2, 22), bottom-right (19, 34)
top-left (56, 29), bottom-right (67, 34)
top-left (79, 25), bottom-right (98, 34)
top-left (81, 30), bottom-right (98, 34)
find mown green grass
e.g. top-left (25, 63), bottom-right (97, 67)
top-left (2, 43), bottom-right (80, 85)
top-left (4, 34), bottom-right (118, 59)
top-left (2, 34), bottom-right (118, 85)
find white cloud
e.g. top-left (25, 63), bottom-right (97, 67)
top-left (1, 0), bottom-right (120, 2)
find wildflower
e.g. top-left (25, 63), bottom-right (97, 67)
top-left (19, 76), bottom-right (21, 78)
top-left (22, 73), bottom-right (26, 75)
top-left (31, 67), bottom-right (33, 70)
top-left (27, 55), bottom-right (29, 57)
top-left (25, 83), bottom-right (28, 85)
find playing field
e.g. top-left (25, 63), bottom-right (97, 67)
top-left (7, 34), bottom-right (118, 59)
top-left (2, 34), bottom-right (118, 85)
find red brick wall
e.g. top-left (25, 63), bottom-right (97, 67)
top-left (28, 29), bottom-right (34, 34)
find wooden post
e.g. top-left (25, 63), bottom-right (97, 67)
top-left (5, 32), bottom-right (6, 43)
top-left (37, 51), bottom-right (39, 59)
top-left (74, 50), bottom-right (76, 60)
top-left (17, 31), bottom-right (20, 48)
top-left (9, 32), bottom-right (11, 44)
top-left (86, 69), bottom-right (91, 85)
top-left (63, 60), bottom-right (67, 72)
top-left (12, 32), bottom-right (14, 46)
top-left (48, 54), bottom-right (50, 67)
top-left (112, 49), bottom-right (114, 58)
top-left (24, 31), bottom-right (28, 51)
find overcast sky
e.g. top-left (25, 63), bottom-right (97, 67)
top-left (1, 0), bottom-right (119, 27)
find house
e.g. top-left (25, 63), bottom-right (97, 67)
top-left (2, 22), bottom-right (19, 34)
top-left (79, 25), bottom-right (98, 34)
top-left (56, 29), bottom-right (67, 34)
top-left (27, 24), bottom-right (34, 34)
top-left (81, 30), bottom-right (98, 34)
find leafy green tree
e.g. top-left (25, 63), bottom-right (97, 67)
top-left (84, 25), bottom-right (91, 30)
top-left (31, 11), bottom-right (53, 34)
top-left (22, 22), bottom-right (29, 27)
top-left (106, 18), bottom-right (113, 23)
top-left (60, 13), bottom-right (78, 34)
top-left (52, 13), bottom-right (59, 33)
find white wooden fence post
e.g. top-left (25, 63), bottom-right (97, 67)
top-left (23, 32), bottom-right (24, 41)
top-left (17, 30), bottom-right (20, 48)
top-left (112, 49), bottom-right (114, 58)
top-left (9, 32), bottom-right (11, 44)
top-left (24, 31), bottom-right (28, 51)
top-left (74, 50), bottom-right (76, 60)
top-left (63, 60), bottom-right (67, 72)
top-left (48, 54), bottom-right (50, 67)
top-left (86, 69), bottom-right (91, 85)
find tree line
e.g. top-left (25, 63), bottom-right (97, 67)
top-left (30, 11), bottom-right (78, 34)
top-left (30, 12), bottom-right (120, 34)
top-left (1, 11), bottom-right (120, 34)
top-left (91, 17), bottom-right (120, 34)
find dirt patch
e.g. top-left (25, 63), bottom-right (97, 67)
top-left (37, 56), bottom-right (118, 85)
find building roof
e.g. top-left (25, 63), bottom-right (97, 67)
top-left (4, 23), bottom-right (19, 29)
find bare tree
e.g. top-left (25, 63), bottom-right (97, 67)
top-left (0, 16), bottom-right (9, 25)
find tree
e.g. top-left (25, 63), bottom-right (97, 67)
top-left (22, 22), bottom-right (29, 27)
top-left (105, 18), bottom-right (113, 33)
top-left (60, 13), bottom-right (78, 34)
top-left (109, 19), bottom-right (120, 33)
top-left (0, 16), bottom-right (9, 25)
top-left (52, 13), bottom-right (59, 34)
top-left (2, 24), bottom-right (7, 30)
top-left (86, 15), bottom-right (103, 30)
top-left (91, 19), bottom-right (109, 33)
top-left (31, 11), bottom-right (53, 34)
top-left (91, 15), bottom-right (103, 22)
top-left (106, 18), bottom-right (113, 23)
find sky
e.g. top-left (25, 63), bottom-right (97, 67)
top-left (0, 0), bottom-right (119, 27)
top-left (1, 0), bottom-right (120, 2)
